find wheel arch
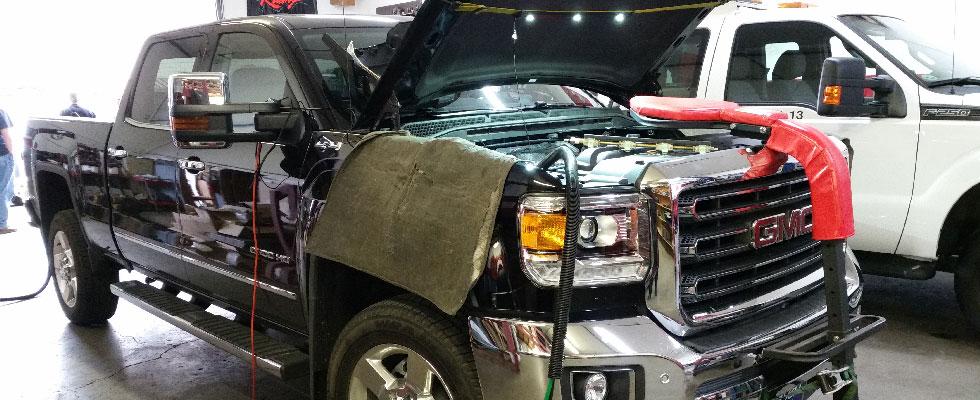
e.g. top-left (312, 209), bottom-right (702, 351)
top-left (937, 184), bottom-right (980, 269)
top-left (307, 256), bottom-right (419, 397)
top-left (34, 168), bottom-right (76, 235)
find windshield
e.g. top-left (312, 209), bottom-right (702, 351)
top-left (424, 84), bottom-right (605, 113)
top-left (841, 15), bottom-right (980, 87)
top-left (295, 26), bottom-right (398, 122)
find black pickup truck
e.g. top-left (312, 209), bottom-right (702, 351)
top-left (25, 1), bottom-right (879, 399)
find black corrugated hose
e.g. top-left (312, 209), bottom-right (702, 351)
top-left (537, 144), bottom-right (581, 394)
top-left (0, 272), bottom-right (51, 301)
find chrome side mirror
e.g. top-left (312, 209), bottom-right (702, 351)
top-left (169, 72), bottom-right (230, 106)
top-left (167, 73), bottom-right (281, 147)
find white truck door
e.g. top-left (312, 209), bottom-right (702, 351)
top-left (706, 18), bottom-right (920, 254)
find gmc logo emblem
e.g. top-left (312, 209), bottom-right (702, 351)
top-left (751, 205), bottom-right (813, 249)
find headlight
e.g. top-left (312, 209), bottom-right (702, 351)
top-left (518, 193), bottom-right (650, 287)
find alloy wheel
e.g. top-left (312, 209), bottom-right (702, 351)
top-left (52, 230), bottom-right (78, 308)
top-left (348, 344), bottom-right (454, 400)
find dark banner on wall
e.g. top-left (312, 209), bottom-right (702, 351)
top-left (247, 0), bottom-right (317, 16)
top-left (376, 0), bottom-right (422, 15)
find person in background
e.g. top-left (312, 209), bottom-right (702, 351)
top-left (60, 93), bottom-right (96, 118)
top-left (0, 107), bottom-right (14, 234)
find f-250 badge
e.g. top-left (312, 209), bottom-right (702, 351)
top-left (752, 205), bottom-right (813, 249)
top-left (922, 108), bottom-right (974, 118)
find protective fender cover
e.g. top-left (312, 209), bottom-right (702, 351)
top-left (307, 133), bottom-right (517, 314)
top-left (748, 120), bottom-right (855, 240)
top-left (630, 96), bottom-right (739, 121)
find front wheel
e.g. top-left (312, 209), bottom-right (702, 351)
top-left (326, 297), bottom-right (482, 400)
top-left (49, 210), bottom-right (118, 325)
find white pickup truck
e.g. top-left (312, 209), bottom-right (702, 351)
top-left (654, 1), bottom-right (980, 327)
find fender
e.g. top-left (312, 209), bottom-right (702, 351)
top-left (896, 147), bottom-right (980, 259)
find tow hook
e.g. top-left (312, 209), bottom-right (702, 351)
top-left (816, 366), bottom-right (856, 395)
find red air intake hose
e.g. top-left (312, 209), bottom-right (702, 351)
top-left (630, 97), bottom-right (854, 240)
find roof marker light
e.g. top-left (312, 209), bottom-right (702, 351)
top-left (777, 2), bottom-right (813, 8)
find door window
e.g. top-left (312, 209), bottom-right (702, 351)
top-left (724, 22), bottom-right (877, 107)
top-left (129, 36), bottom-right (203, 125)
top-left (210, 32), bottom-right (289, 132)
top-left (657, 29), bottom-right (710, 98)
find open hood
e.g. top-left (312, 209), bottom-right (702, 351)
top-left (358, 0), bottom-right (724, 127)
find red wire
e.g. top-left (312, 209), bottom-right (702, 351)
top-left (250, 142), bottom-right (263, 400)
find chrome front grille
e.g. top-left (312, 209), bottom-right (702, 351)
top-left (674, 169), bottom-right (823, 326)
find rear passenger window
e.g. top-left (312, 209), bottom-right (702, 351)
top-left (657, 29), bottom-right (710, 98)
top-left (210, 32), bottom-right (289, 132)
top-left (724, 22), bottom-right (877, 107)
top-left (129, 36), bottom-right (203, 125)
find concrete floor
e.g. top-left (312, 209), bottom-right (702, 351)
top-left (1, 206), bottom-right (979, 399)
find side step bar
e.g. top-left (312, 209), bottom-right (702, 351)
top-left (110, 280), bottom-right (309, 380)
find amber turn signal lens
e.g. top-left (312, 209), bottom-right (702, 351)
top-left (520, 212), bottom-right (566, 251)
top-left (171, 116), bottom-right (210, 131)
top-left (822, 85), bottom-right (842, 106)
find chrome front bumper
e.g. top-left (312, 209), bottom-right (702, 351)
top-left (468, 308), bottom-right (847, 400)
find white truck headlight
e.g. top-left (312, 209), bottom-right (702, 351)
top-left (518, 193), bottom-right (651, 287)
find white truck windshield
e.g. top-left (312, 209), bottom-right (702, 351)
top-left (841, 15), bottom-right (980, 87)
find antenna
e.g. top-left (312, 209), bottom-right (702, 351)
top-left (512, 14), bottom-right (532, 146)
top-left (950, 0), bottom-right (958, 93)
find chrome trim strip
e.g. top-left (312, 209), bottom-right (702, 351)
top-left (115, 231), bottom-right (298, 300)
top-left (124, 117), bottom-right (170, 131)
top-left (687, 190), bottom-right (811, 221)
top-left (689, 268), bottom-right (824, 324)
top-left (687, 175), bottom-right (807, 203)
top-left (689, 253), bottom-right (822, 301)
top-left (680, 227), bottom-right (750, 256)
top-left (685, 240), bottom-right (820, 282)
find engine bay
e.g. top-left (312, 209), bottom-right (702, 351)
top-left (401, 107), bottom-right (763, 187)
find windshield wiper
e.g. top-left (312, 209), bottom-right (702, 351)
top-left (517, 102), bottom-right (590, 111)
top-left (926, 76), bottom-right (980, 88)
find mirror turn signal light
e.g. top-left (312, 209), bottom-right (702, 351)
top-left (521, 212), bottom-right (567, 251)
top-left (822, 85), bottom-right (842, 106)
top-left (170, 116), bottom-right (210, 131)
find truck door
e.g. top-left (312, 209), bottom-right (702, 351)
top-left (708, 20), bottom-right (920, 254)
top-left (107, 35), bottom-right (204, 280)
top-left (173, 28), bottom-right (305, 331)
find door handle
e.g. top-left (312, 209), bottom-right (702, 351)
top-left (108, 146), bottom-right (127, 159)
top-left (178, 157), bottom-right (206, 173)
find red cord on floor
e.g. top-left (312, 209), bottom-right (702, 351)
top-left (250, 143), bottom-right (263, 400)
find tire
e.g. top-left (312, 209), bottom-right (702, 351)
top-left (49, 210), bottom-right (118, 325)
top-left (955, 239), bottom-right (980, 330)
top-left (326, 296), bottom-right (483, 400)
